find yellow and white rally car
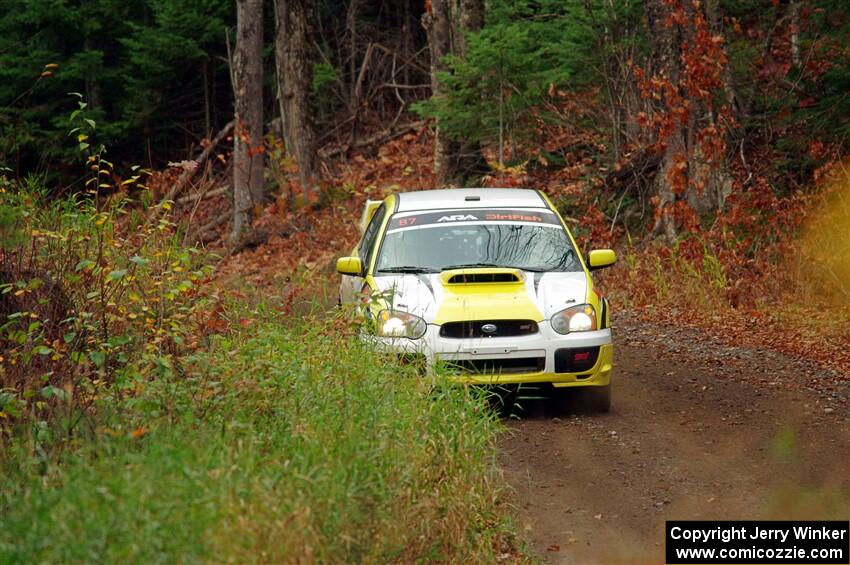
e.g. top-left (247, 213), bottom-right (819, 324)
top-left (337, 188), bottom-right (616, 411)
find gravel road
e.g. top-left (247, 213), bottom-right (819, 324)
top-left (500, 315), bottom-right (850, 564)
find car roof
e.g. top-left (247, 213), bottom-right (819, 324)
top-left (394, 188), bottom-right (547, 212)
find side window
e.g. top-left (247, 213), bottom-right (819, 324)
top-left (358, 204), bottom-right (385, 266)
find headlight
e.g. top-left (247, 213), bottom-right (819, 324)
top-left (550, 304), bottom-right (597, 334)
top-left (376, 309), bottom-right (427, 339)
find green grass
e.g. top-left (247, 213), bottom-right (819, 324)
top-left (0, 303), bottom-right (518, 563)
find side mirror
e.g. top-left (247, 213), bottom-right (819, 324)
top-left (587, 249), bottom-right (616, 271)
top-left (336, 256), bottom-right (363, 276)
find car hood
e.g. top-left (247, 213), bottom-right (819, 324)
top-left (371, 270), bottom-right (588, 323)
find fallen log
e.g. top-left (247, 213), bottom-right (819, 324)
top-left (604, 151), bottom-right (662, 189)
top-left (151, 120), bottom-right (234, 214)
top-left (226, 216), bottom-right (310, 256)
top-left (176, 185), bottom-right (229, 205)
top-left (186, 210), bottom-right (231, 245)
top-left (319, 120), bottom-right (426, 160)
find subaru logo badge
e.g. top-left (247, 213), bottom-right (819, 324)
top-left (481, 323), bottom-right (498, 335)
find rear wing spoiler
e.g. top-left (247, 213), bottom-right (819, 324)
top-left (359, 199), bottom-right (383, 233)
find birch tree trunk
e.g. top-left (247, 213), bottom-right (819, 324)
top-left (231, 0), bottom-right (264, 242)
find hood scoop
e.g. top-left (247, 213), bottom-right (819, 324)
top-left (440, 268), bottom-right (525, 285)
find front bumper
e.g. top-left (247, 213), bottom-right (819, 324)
top-left (368, 324), bottom-right (613, 388)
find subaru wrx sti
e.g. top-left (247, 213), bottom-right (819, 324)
top-left (337, 188), bottom-right (616, 411)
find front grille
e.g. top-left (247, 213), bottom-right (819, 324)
top-left (448, 357), bottom-right (545, 374)
top-left (440, 320), bottom-right (538, 339)
top-left (554, 346), bottom-right (600, 373)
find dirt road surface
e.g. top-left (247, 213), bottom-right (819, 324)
top-left (501, 313), bottom-right (850, 564)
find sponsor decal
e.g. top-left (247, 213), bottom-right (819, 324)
top-left (483, 213), bottom-right (543, 222)
top-left (388, 208), bottom-right (560, 230)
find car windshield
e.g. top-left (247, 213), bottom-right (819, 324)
top-left (376, 211), bottom-right (581, 274)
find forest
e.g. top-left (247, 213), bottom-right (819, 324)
top-left (1, 0), bottom-right (849, 562)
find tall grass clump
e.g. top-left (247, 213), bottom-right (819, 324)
top-left (607, 238), bottom-right (734, 312)
top-left (0, 302), bottom-right (516, 563)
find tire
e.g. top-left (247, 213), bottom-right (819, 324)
top-left (544, 387), bottom-right (570, 417)
top-left (581, 384), bottom-right (611, 413)
top-left (545, 384), bottom-right (611, 416)
top-left (488, 385), bottom-right (519, 418)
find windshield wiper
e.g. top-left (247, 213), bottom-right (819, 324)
top-left (442, 263), bottom-right (547, 272)
top-left (378, 266), bottom-right (439, 274)
top-left (441, 262), bottom-right (501, 271)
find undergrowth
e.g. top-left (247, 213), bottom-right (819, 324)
top-left (0, 178), bottom-right (212, 442)
top-left (0, 302), bottom-right (516, 562)
top-left (599, 163), bottom-right (850, 371)
top-left (0, 179), bottom-right (519, 562)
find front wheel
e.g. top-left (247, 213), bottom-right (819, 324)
top-left (579, 384), bottom-right (611, 413)
top-left (548, 384), bottom-right (611, 415)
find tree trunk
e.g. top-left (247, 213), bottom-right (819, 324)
top-left (790, 1), bottom-right (802, 67)
top-left (645, 0), bottom-right (732, 242)
top-left (274, 0), bottom-right (319, 202)
top-left (422, 0), bottom-right (488, 186)
top-left (231, 0), bottom-right (264, 243)
top-left (453, 0), bottom-right (489, 181)
top-left (422, 0), bottom-right (453, 184)
top-left (705, 0), bottom-right (740, 117)
top-left (402, 0), bottom-right (411, 86)
top-left (457, 0), bottom-right (484, 55)
top-left (346, 0), bottom-right (359, 106)
top-left (645, 0), bottom-right (681, 241)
